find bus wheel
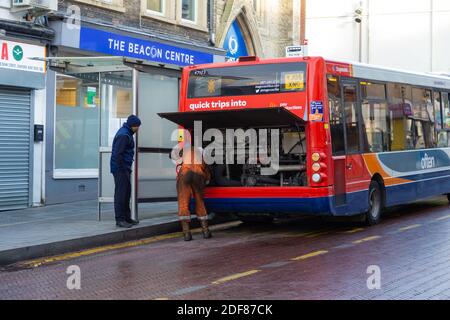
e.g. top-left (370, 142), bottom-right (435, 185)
top-left (365, 181), bottom-right (382, 226)
top-left (447, 194), bottom-right (450, 203)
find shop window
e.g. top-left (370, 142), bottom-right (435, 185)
top-left (182, 0), bottom-right (196, 22)
top-left (55, 74), bottom-right (99, 174)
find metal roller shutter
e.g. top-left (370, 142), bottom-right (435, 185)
top-left (0, 87), bottom-right (31, 211)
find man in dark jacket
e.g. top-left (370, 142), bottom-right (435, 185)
top-left (110, 115), bottom-right (141, 228)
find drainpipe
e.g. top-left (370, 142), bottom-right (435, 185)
top-left (208, 0), bottom-right (216, 46)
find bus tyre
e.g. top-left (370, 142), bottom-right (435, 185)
top-left (447, 194), bottom-right (450, 203)
top-left (365, 181), bottom-right (382, 226)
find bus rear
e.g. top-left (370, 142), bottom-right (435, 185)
top-left (160, 56), bottom-right (335, 218)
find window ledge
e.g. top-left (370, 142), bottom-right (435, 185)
top-left (74, 0), bottom-right (126, 13)
top-left (178, 19), bottom-right (208, 33)
top-left (141, 11), bottom-right (177, 24)
top-left (53, 169), bottom-right (99, 180)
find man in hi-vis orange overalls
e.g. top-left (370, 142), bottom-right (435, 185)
top-left (177, 143), bottom-right (212, 241)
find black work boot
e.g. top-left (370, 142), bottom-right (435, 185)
top-left (200, 220), bottom-right (212, 239)
top-left (180, 220), bottom-right (192, 241)
top-left (116, 221), bottom-right (132, 228)
top-left (126, 219), bottom-right (139, 226)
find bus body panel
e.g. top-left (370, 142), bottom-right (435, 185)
top-left (175, 56), bottom-right (450, 219)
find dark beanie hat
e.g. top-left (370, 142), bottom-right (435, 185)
top-left (126, 115), bottom-right (141, 127)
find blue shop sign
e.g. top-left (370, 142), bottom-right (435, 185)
top-left (79, 27), bottom-right (214, 66)
top-left (223, 20), bottom-right (249, 61)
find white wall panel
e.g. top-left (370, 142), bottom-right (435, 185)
top-left (306, 0), bottom-right (358, 19)
top-left (369, 12), bottom-right (431, 72)
top-left (432, 11), bottom-right (450, 73)
top-left (306, 17), bottom-right (359, 61)
top-left (369, 0), bottom-right (431, 14)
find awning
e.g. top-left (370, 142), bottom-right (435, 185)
top-left (158, 107), bottom-right (305, 130)
top-left (31, 56), bottom-right (181, 74)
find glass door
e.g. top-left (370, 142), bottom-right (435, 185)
top-left (98, 70), bottom-right (134, 214)
top-left (136, 70), bottom-right (181, 202)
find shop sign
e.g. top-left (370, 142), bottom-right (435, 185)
top-left (0, 39), bottom-right (46, 73)
top-left (223, 20), bottom-right (249, 61)
top-left (79, 27), bottom-right (214, 66)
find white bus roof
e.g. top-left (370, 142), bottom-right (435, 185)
top-left (326, 59), bottom-right (450, 91)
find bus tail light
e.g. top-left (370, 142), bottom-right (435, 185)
top-left (312, 153), bottom-right (321, 162)
top-left (312, 163), bottom-right (321, 172)
top-left (311, 151), bottom-right (328, 185)
top-left (312, 173), bottom-right (322, 183)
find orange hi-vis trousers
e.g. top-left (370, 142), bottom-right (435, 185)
top-left (177, 149), bottom-right (211, 221)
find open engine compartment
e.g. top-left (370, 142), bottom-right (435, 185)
top-left (207, 126), bottom-right (308, 187)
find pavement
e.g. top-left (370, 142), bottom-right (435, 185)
top-left (0, 200), bottom-right (205, 266)
top-left (1, 196), bottom-right (449, 300)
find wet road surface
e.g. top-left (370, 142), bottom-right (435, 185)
top-left (1, 197), bottom-right (450, 300)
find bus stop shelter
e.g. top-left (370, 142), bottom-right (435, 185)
top-left (45, 56), bottom-right (182, 221)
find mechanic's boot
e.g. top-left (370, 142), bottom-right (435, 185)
top-left (201, 220), bottom-right (212, 239)
top-left (181, 220), bottom-right (192, 241)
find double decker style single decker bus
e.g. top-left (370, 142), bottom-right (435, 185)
top-left (159, 56), bottom-right (450, 225)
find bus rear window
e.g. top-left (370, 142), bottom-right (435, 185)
top-left (187, 62), bottom-right (307, 98)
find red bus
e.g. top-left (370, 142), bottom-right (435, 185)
top-left (160, 56), bottom-right (450, 225)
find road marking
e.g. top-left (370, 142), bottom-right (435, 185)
top-left (154, 297), bottom-right (169, 300)
top-left (13, 221), bottom-right (243, 268)
top-left (341, 227), bottom-right (365, 234)
top-left (435, 214), bottom-right (450, 221)
top-left (292, 250), bottom-right (328, 261)
top-left (212, 270), bottom-right (261, 285)
top-left (352, 235), bottom-right (381, 244)
top-left (398, 224), bottom-right (422, 232)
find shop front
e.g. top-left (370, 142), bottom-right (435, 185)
top-left (0, 38), bottom-right (46, 211)
top-left (46, 21), bottom-right (225, 219)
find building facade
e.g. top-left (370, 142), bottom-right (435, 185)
top-left (43, 0), bottom-right (226, 205)
top-left (215, 0), bottom-right (301, 59)
top-left (305, 0), bottom-right (450, 74)
top-left (1, 0), bottom-right (304, 210)
top-left (0, 0), bottom-right (55, 210)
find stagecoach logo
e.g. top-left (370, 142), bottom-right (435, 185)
top-left (421, 153), bottom-right (436, 170)
top-left (332, 65), bottom-right (350, 73)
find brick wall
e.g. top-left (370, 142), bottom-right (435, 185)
top-left (57, 0), bottom-right (211, 47)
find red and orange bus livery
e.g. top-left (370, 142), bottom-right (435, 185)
top-left (160, 56), bottom-right (450, 225)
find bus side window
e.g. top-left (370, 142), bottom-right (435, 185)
top-left (387, 83), bottom-right (408, 151)
top-left (439, 92), bottom-right (450, 147)
top-left (443, 92), bottom-right (450, 131)
top-left (361, 82), bottom-right (388, 153)
top-left (412, 88), bottom-right (436, 149)
top-left (327, 77), bottom-right (345, 155)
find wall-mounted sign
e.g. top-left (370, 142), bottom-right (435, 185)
top-left (0, 39), bottom-right (46, 73)
top-left (286, 45), bottom-right (307, 58)
top-left (223, 20), bottom-right (249, 61)
top-left (79, 27), bottom-right (214, 67)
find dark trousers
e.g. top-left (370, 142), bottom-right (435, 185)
top-left (113, 170), bottom-right (131, 222)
